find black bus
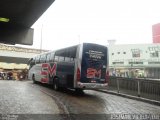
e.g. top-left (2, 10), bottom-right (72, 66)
top-left (28, 43), bottom-right (109, 92)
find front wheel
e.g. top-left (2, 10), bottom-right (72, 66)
top-left (32, 75), bottom-right (36, 84)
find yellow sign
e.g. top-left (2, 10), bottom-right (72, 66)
top-left (0, 17), bottom-right (9, 22)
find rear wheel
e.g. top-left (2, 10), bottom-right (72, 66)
top-left (75, 88), bottom-right (84, 94)
top-left (53, 78), bottom-right (59, 91)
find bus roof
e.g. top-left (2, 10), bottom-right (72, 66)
top-left (55, 45), bottom-right (78, 58)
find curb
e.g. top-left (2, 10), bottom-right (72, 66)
top-left (96, 90), bottom-right (160, 106)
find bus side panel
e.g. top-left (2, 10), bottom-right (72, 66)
top-left (56, 62), bottom-right (75, 88)
top-left (28, 64), bottom-right (42, 82)
top-left (36, 64), bottom-right (43, 82)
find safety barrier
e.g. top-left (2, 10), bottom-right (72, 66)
top-left (108, 77), bottom-right (160, 101)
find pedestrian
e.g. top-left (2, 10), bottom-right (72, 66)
top-left (7, 72), bottom-right (13, 80)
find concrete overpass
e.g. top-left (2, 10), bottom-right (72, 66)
top-left (0, 44), bottom-right (48, 64)
top-left (0, 0), bottom-right (55, 45)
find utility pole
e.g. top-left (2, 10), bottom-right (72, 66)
top-left (78, 35), bottom-right (80, 44)
top-left (40, 24), bottom-right (43, 53)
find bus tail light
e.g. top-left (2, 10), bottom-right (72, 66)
top-left (105, 70), bottom-right (109, 83)
top-left (77, 68), bottom-right (81, 82)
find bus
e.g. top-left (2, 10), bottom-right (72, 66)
top-left (28, 43), bottom-right (109, 92)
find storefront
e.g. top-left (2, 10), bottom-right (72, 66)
top-left (110, 67), bottom-right (146, 78)
top-left (0, 62), bottom-right (29, 80)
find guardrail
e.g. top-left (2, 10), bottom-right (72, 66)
top-left (108, 77), bottom-right (160, 101)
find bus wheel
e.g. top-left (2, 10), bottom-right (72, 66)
top-left (75, 88), bottom-right (84, 94)
top-left (53, 78), bottom-right (59, 91)
top-left (32, 75), bottom-right (36, 83)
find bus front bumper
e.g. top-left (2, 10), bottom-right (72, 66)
top-left (77, 82), bottom-right (108, 89)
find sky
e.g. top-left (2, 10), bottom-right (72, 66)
top-left (18, 0), bottom-right (160, 50)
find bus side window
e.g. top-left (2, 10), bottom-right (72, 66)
top-left (29, 58), bottom-right (35, 69)
top-left (43, 54), bottom-right (46, 63)
top-left (46, 53), bottom-right (51, 62)
top-left (70, 58), bottom-right (74, 61)
top-left (40, 54), bottom-right (46, 63)
top-left (50, 53), bottom-right (55, 62)
top-left (40, 55), bottom-right (42, 63)
top-left (59, 56), bottom-right (64, 62)
top-left (35, 56), bottom-right (40, 64)
top-left (54, 56), bottom-right (58, 62)
top-left (32, 58), bottom-right (35, 65)
top-left (65, 57), bottom-right (70, 62)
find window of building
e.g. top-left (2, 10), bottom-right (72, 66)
top-left (123, 52), bottom-right (126, 54)
top-left (148, 62), bottom-right (160, 64)
top-left (148, 46), bottom-right (160, 51)
top-left (150, 51), bottom-right (159, 58)
top-left (112, 62), bottom-right (124, 64)
top-left (129, 62), bottom-right (143, 64)
top-left (117, 52), bottom-right (120, 54)
top-left (112, 53), bottom-right (114, 55)
top-left (131, 49), bottom-right (141, 58)
top-left (133, 54), bottom-right (140, 57)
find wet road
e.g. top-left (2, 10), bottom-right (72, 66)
top-left (0, 80), bottom-right (62, 120)
top-left (0, 80), bottom-right (59, 114)
top-left (33, 82), bottom-right (160, 114)
top-left (0, 80), bottom-right (160, 120)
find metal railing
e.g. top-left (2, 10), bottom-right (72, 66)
top-left (108, 77), bottom-right (160, 101)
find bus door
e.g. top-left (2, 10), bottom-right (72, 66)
top-left (80, 43), bottom-right (108, 84)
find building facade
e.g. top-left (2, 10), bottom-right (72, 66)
top-left (108, 43), bottom-right (160, 79)
top-left (152, 23), bottom-right (160, 43)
